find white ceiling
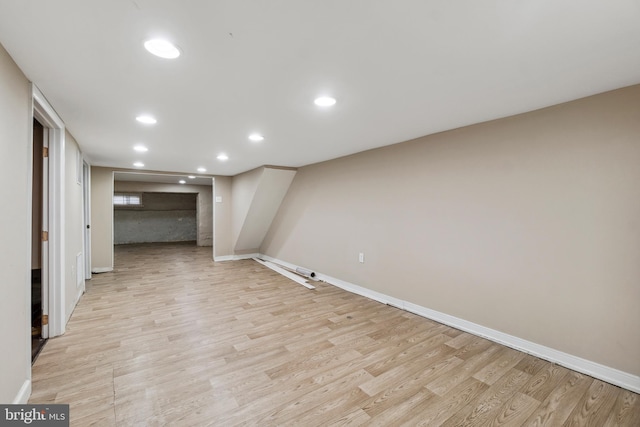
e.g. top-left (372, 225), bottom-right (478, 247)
top-left (114, 172), bottom-right (212, 186)
top-left (1, 0), bottom-right (639, 177)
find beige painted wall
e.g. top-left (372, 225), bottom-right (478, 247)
top-left (65, 131), bottom-right (85, 319)
top-left (90, 167), bottom-right (113, 271)
top-left (262, 85), bottom-right (640, 376)
top-left (114, 181), bottom-right (213, 246)
top-left (0, 42), bottom-right (31, 403)
top-left (231, 167), bottom-right (264, 250)
top-left (214, 176), bottom-right (232, 257)
top-left (234, 167), bottom-right (297, 252)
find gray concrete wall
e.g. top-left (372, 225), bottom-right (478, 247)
top-left (114, 181), bottom-right (213, 246)
top-left (114, 192), bottom-right (197, 244)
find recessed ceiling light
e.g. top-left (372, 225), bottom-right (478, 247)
top-left (133, 145), bottom-right (148, 152)
top-left (144, 39), bottom-right (181, 59)
top-left (217, 153), bottom-right (229, 161)
top-left (179, 180), bottom-right (186, 184)
top-left (314, 96), bottom-right (336, 107)
top-left (188, 175), bottom-right (196, 179)
top-left (197, 167), bottom-right (206, 172)
top-left (136, 115), bottom-right (157, 125)
top-left (249, 133), bottom-right (264, 142)
top-left (133, 162), bottom-right (144, 167)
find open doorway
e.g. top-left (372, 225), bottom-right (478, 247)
top-left (31, 84), bottom-right (65, 340)
top-left (31, 118), bottom-right (47, 362)
top-left (113, 192), bottom-right (198, 245)
top-left (111, 173), bottom-right (213, 245)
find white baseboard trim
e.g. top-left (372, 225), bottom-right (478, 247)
top-left (13, 379), bottom-right (31, 404)
top-left (214, 253), bottom-right (260, 262)
top-left (91, 267), bottom-right (113, 273)
top-left (402, 302), bottom-right (640, 394)
top-left (259, 254), bottom-right (640, 393)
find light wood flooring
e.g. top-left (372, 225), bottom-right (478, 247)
top-left (30, 243), bottom-right (640, 426)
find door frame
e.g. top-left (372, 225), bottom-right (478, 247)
top-left (83, 161), bottom-right (92, 280)
top-left (31, 84), bottom-right (66, 338)
top-left (212, 177), bottom-right (216, 260)
top-left (40, 119), bottom-right (49, 339)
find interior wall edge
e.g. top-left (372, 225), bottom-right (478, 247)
top-left (258, 253), bottom-right (640, 394)
top-left (12, 380), bottom-right (31, 404)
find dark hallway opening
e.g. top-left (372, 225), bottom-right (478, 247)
top-left (31, 118), bottom-right (46, 362)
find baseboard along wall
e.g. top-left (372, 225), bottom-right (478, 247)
top-left (258, 254), bottom-right (640, 394)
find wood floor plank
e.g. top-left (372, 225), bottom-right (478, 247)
top-left (472, 348), bottom-right (526, 385)
top-left (523, 372), bottom-right (593, 426)
top-left (362, 333), bottom-right (451, 379)
top-left (441, 368), bottom-right (532, 426)
top-left (515, 354), bottom-right (556, 376)
top-left (359, 345), bottom-right (457, 398)
top-left (485, 391), bottom-right (540, 426)
top-left (604, 390), bottom-right (640, 426)
top-left (281, 386), bottom-right (372, 426)
top-left (563, 379), bottom-right (619, 426)
top-left (426, 344), bottom-right (503, 396)
top-left (365, 388), bottom-right (435, 426)
top-left (450, 335), bottom-right (496, 360)
top-left (520, 363), bottom-right (571, 403)
top-left (25, 243), bottom-right (640, 426)
top-left (400, 377), bottom-right (489, 426)
top-left (360, 354), bottom-right (455, 418)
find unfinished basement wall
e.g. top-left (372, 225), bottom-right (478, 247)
top-left (261, 85), bottom-right (640, 379)
top-left (114, 192), bottom-right (197, 244)
top-left (114, 181), bottom-right (212, 246)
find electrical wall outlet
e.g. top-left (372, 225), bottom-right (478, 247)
top-left (359, 252), bottom-right (364, 263)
